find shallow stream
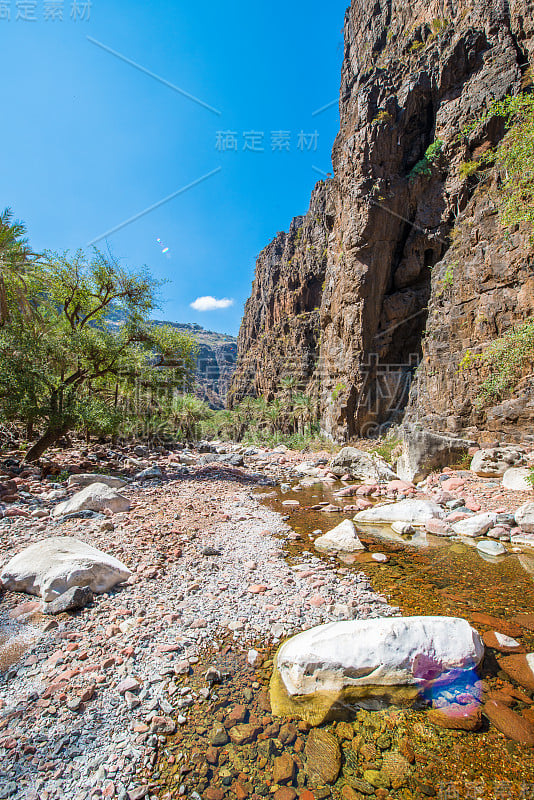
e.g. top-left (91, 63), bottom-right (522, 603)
top-left (153, 477), bottom-right (534, 799)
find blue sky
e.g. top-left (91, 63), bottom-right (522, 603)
top-left (1, 0), bottom-right (347, 335)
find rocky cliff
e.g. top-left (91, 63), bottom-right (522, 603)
top-left (154, 322), bottom-right (237, 409)
top-left (231, 0), bottom-right (534, 443)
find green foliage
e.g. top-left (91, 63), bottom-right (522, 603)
top-left (440, 262), bottom-right (456, 289)
top-left (166, 394), bottom-right (212, 441)
top-left (431, 17), bottom-right (449, 35)
top-left (459, 319), bottom-right (534, 408)
top-left (332, 382), bottom-right (347, 402)
top-left (372, 110), bottom-right (394, 126)
top-left (458, 160), bottom-right (481, 179)
top-left (409, 139), bottom-right (444, 180)
top-left (460, 93), bottom-right (534, 232)
top-left (0, 235), bottom-right (197, 459)
top-left (409, 41), bottom-right (424, 53)
top-left (526, 467), bottom-right (534, 488)
top-left (370, 436), bottom-right (401, 464)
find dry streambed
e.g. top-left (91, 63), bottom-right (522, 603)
top-left (1, 442), bottom-right (534, 799)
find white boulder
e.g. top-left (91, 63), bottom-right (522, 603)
top-left (515, 502), bottom-right (534, 533)
top-left (470, 447), bottom-right (525, 477)
top-left (0, 536), bottom-right (131, 602)
top-left (477, 540), bottom-right (506, 557)
top-left (451, 512), bottom-right (497, 537)
top-left (502, 468), bottom-right (532, 492)
top-left (53, 483), bottom-right (130, 517)
top-left (329, 448), bottom-right (397, 482)
top-left (68, 474), bottom-right (128, 489)
top-left (276, 616), bottom-right (484, 699)
top-left (314, 520), bottom-right (365, 554)
top-left (354, 499), bottom-right (444, 526)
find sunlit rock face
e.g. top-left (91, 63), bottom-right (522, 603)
top-left (232, 0), bottom-right (534, 442)
top-left (271, 616), bottom-right (484, 725)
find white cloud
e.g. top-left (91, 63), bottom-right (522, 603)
top-left (190, 296), bottom-right (234, 311)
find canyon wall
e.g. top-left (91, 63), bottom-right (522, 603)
top-left (231, 0), bottom-right (534, 442)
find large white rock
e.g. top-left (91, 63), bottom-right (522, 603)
top-left (276, 616), bottom-right (484, 698)
top-left (515, 502), bottom-right (534, 533)
top-left (396, 426), bottom-right (474, 483)
top-left (477, 539), bottom-right (506, 557)
top-left (53, 483), bottom-right (130, 517)
top-left (502, 468), bottom-right (533, 492)
top-left (68, 474), bottom-right (128, 489)
top-left (452, 512), bottom-right (498, 537)
top-left (314, 520), bottom-right (365, 554)
top-left (0, 536), bottom-right (131, 602)
top-left (354, 499), bottom-right (444, 526)
top-left (329, 448), bottom-right (397, 482)
top-left (470, 447), bottom-right (526, 477)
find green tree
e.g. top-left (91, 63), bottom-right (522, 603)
top-left (167, 394), bottom-right (212, 441)
top-left (0, 247), bottom-right (197, 460)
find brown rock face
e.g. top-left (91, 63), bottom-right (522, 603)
top-left (231, 0), bottom-right (534, 442)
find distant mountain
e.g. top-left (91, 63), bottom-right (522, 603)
top-left (152, 321), bottom-right (237, 409)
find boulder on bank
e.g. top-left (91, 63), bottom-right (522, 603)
top-left (329, 448), bottom-right (397, 482)
top-left (0, 536), bottom-right (131, 602)
top-left (502, 467), bottom-right (532, 492)
top-left (353, 499), bottom-right (444, 526)
top-left (452, 512), bottom-right (498, 538)
top-left (271, 616), bottom-right (483, 724)
top-left (68, 474), bottom-right (128, 490)
top-left (396, 426), bottom-right (474, 483)
top-left (470, 447), bottom-right (525, 477)
top-left (314, 520), bottom-right (365, 554)
top-left (53, 483), bottom-right (130, 517)
top-left (515, 502), bottom-right (534, 533)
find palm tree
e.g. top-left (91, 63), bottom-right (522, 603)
top-left (168, 394), bottom-right (212, 441)
top-left (292, 392), bottom-right (315, 434)
top-left (0, 208), bottom-right (36, 325)
top-left (264, 398), bottom-right (284, 435)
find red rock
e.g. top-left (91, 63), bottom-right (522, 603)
top-left (309, 595), bottom-right (325, 607)
top-left (484, 700), bottom-right (534, 744)
top-left (116, 677), bottom-right (141, 695)
top-left (483, 631), bottom-right (525, 653)
top-left (428, 703), bottom-right (482, 731)
top-left (510, 613), bottom-right (534, 631)
top-left (235, 783), bottom-right (249, 800)
top-left (498, 654), bottom-right (534, 691)
top-left (387, 480), bottom-right (415, 493)
top-left (78, 685), bottom-right (95, 702)
top-left (425, 519), bottom-right (452, 536)
top-left (248, 585), bottom-right (268, 594)
top-left (299, 792), bottom-right (315, 800)
top-left (273, 752), bottom-right (296, 784)
top-left (205, 789), bottom-right (225, 800)
top-left (3, 507), bottom-right (29, 517)
top-left (470, 613), bottom-right (522, 638)
top-left (356, 485), bottom-right (378, 496)
top-left (446, 512), bottom-right (471, 523)
top-left (356, 499), bottom-right (373, 510)
top-left (465, 498), bottom-right (481, 512)
top-left (8, 601), bottom-right (41, 619)
top-left (441, 478), bottom-right (465, 491)
top-left (228, 705), bottom-right (248, 724)
top-left (274, 790), bottom-right (297, 800)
